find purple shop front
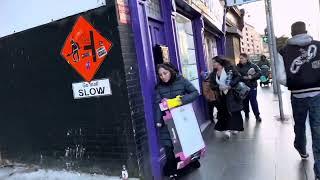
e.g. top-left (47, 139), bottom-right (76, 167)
top-left (128, 0), bottom-right (224, 179)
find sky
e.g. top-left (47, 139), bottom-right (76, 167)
top-left (241, 0), bottom-right (320, 39)
top-left (0, 0), bottom-right (105, 38)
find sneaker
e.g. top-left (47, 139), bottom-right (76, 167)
top-left (299, 153), bottom-right (309, 160)
top-left (256, 116), bottom-right (262, 122)
top-left (294, 144), bottom-right (309, 160)
top-left (224, 131), bottom-right (231, 139)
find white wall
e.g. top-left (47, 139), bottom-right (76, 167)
top-left (0, 0), bottom-right (106, 38)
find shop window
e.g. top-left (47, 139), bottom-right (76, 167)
top-left (176, 13), bottom-right (200, 92)
top-left (147, 0), bottom-right (162, 20)
top-left (205, 34), bottom-right (218, 72)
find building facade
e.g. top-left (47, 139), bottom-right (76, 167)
top-left (0, 0), bottom-right (151, 179)
top-left (225, 7), bottom-right (244, 64)
top-left (240, 23), bottom-right (264, 56)
top-left (129, 0), bottom-right (224, 179)
top-left (0, 0), bottom-right (235, 179)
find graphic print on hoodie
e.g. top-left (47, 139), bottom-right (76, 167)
top-left (289, 43), bottom-right (318, 74)
top-left (278, 33), bottom-right (320, 96)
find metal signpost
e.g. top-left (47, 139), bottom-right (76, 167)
top-left (264, 0), bottom-right (285, 120)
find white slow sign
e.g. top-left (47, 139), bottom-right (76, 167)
top-left (72, 79), bottom-right (112, 99)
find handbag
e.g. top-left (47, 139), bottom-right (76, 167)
top-left (202, 80), bottom-right (219, 102)
top-left (233, 82), bottom-right (250, 100)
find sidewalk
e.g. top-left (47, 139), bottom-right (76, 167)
top-left (180, 86), bottom-right (316, 180)
top-left (0, 86), bottom-right (316, 180)
top-left (0, 165), bottom-right (139, 180)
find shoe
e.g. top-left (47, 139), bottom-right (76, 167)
top-left (169, 173), bottom-right (178, 179)
top-left (299, 153), bottom-right (309, 160)
top-left (245, 113), bottom-right (249, 121)
top-left (256, 116), bottom-right (262, 122)
top-left (231, 131), bottom-right (239, 135)
top-left (294, 144), bottom-right (309, 160)
top-left (224, 131), bottom-right (231, 139)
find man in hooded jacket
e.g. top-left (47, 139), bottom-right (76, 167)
top-left (277, 21), bottom-right (320, 179)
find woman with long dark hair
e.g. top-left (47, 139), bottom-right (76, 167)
top-left (209, 56), bottom-right (244, 138)
top-left (154, 63), bottom-right (199, 179)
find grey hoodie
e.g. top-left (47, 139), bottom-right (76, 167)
top-left (277, 33), bottom-right (320, 98)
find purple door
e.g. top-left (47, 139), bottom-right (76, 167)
top-left (148, 18), bottom-right (168, 170)
top-left (148, 19), bottom-right (166, 47)
top-left (148, 19), bottom-right (167, 67)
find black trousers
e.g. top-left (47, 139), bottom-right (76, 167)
top-left (163, 146), bottom-right (177, 176)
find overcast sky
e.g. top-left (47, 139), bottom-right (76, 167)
top-left (0, 0), bottom-right (105, 38)
top-left (242, 0), bottom-right (320, 39)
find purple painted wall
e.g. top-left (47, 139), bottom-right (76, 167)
top-left (192, 16), bottom-right (209, 125)
top-left (161, 0), bottom-right (180, 70)
top-left (129, 0), bottom-right (225, 179)
top-left (128, 1), bottom-right (161, 179)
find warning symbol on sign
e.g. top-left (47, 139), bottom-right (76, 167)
top-left (61, 16), bottom-right (112, 82)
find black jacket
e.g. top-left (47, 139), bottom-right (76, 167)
top-left (154, 75), bottom-right (199, 146)
top-left (280, 39), bottom-right (320, 93)
top-left (209, 65), bottom-right (243, 113)
top-left (237, 62), bottom-right (261, 88)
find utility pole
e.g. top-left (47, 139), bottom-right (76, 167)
top-left (264, 0), bottom-right (285, 120)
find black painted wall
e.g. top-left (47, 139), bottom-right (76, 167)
top-left (0, 2), bottom-right (150, 178)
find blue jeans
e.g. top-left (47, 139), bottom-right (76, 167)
top-left (243, 88), bottom-right (260, 117)
top-left (291, 94), bottom-right (320, 177)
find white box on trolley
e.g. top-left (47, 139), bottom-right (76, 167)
top-left (159, 101), bottom-right (206, 169)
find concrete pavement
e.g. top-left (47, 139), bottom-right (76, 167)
top-left (0, 86), bottom-right (316, 180)
top-left (180, 85), bottom-right (316, 180)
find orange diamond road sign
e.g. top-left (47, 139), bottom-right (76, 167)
top-left (61, 16), bottom-right (112, 82)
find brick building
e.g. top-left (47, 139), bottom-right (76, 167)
top-left (0, 0), bottom-right (151, 179)
top-left (225, 7), bottom-right (245, 64)
top-left (240, 23), bottom-right (264, 56)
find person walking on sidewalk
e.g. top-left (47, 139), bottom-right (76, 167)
top-left (209, 56), bottom-right (244, 139)
top-left (277, 21), bottom-right (320, 179)
top-left (237, 53), bottom-right (262, 122)
top-left (154, 63), bottom-right (199, 179)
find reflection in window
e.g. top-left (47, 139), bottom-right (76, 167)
top-left (147, 0), bottom-right (162, 19)
top-left (176, 14), bottom-right (200, 92)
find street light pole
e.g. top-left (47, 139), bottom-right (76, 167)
top-left (264, 0), bottom-right (285, 120)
